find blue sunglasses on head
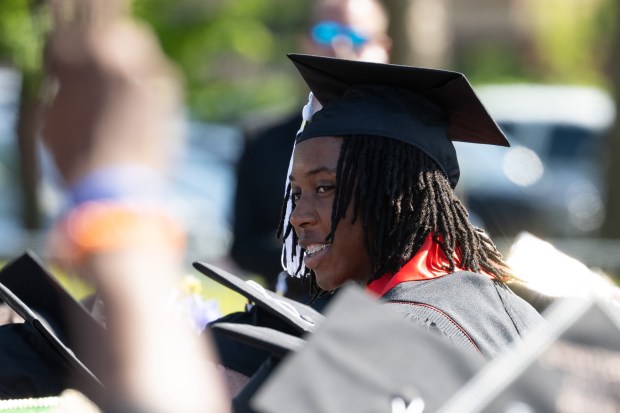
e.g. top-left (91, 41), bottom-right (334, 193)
top-left (311, 21), bottom-right (369, 48)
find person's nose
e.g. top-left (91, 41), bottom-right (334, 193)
top-left (289, 195), bottom-right (318, 231)
top-left (331, 36), bottom-right (358, 60)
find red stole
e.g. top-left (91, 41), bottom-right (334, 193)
top-left (366, 234), bottom-right (464, 297)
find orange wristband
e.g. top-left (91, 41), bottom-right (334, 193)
top-left (50, 201), bottom-right (186, 264)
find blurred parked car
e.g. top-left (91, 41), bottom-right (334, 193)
top-left (455, 84), bottom-right (616, 240)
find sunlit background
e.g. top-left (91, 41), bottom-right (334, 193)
top-left (0, 0), bottom-right (619, 305)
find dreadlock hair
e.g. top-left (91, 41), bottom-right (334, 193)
top-left (277, 134), bottom-right (515, 295)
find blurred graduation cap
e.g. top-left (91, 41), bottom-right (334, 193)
top-left (251, 284), bottom-right (484, 413)
top-left (0, 257), bottom-right (103, 401)
top-left (438, 293), bottom-right (620, 413)
top-left (289, 53), bottom-right (509, 188)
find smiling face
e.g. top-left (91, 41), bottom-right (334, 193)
top-left (289, 136), bottom-right (372, 291)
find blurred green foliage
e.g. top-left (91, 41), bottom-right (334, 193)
top-left (0, 0), bottom-right (41, 75)
top-left (461, 0), bottom-right (616, 88)
top-left (0, 0), bottom-right (46, 96)
top-left (0, 0), bottom-right (615, 120)
top-left (0, 0), bottom-right (312, 122)
top-left (131, 0), bottom-right (311, 122)
top-left (526, 0), bottom-right (616, 87)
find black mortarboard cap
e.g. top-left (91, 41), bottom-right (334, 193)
top-left (289, 53), bottom-right (509, 187)
top-left (0, 251), bottom-right (108, 373)
top-left (0, 275), bottom-right (103, 400)
top-left (0, 252), bottom-right (105, 343)
top-left (251, 284), bottom-right (483, 413)
top-left (196, 260), bottom-right (324, 394)
top-left (193, 261), bottom-right (324, 335)
top-left (211, 322), bottom-right (313, 413)
top-left (194, 261), bottom-right (320, 413)
top-left (211, 322), bottom-right (306, 359)
top-left (438, 294), bottom-right (620, 413)
top-left (0, 251), bottom-right (107, 402)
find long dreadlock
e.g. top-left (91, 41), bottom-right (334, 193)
top-left (277, 134), bottom-right (514, 294)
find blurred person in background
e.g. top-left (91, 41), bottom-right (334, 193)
top-left (40, 0), bottom-right (229, 411)
top-left (231, 0), bottom-right (392, 305)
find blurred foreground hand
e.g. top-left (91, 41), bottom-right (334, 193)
top-left (40, 1), bottom-right (231, 412)
top-left (42, 0), bottom-right (182, 186)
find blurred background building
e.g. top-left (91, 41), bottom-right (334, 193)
top-left (0, 0), bottom-right (619, 282)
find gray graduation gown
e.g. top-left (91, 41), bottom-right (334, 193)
top-left (381, 271), bottom-right (545, 359)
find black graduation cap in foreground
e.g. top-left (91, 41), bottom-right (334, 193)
top-left (289, 53), bottom-right (509, 188)
top-left (251, 284), bottom-right (484, 413)
top-left (193, 261), bottom-right (324, 335)
top-left (211, 318), bottom-right (311, 413)
top-left (192, 262), bottom-right (323, 371)
top-left (211, 322), bottom-right (306, 359)
top-left (438, 293), bottom-right (620, 413)
top-left (194, 261), bottom-right (323, 412)
top-left (0, 252), bottom-right (106, 344)
top-left (0, 263), bottom-right (103, 401)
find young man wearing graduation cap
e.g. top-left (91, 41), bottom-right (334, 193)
top-left (279, 54), bottom-right (544, 359)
